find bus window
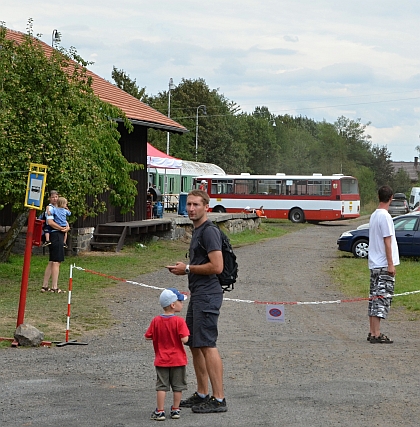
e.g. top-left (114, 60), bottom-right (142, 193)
top-left (257, 180), bottom-right (280, 195)
top-left (341, 178), bottom-right (359, 195)
top-left (295, 180), bottom-right (308, 195)
top-left (211, 179), bottom-right (234, 194)
top-left (307, 180), bottom-right (331, 196)
top-left (235, 179), bottom-right (256, 195)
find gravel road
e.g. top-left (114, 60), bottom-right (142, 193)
top-left (2, 219), bottom-right (420, 427)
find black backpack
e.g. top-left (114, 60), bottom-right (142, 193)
top-left (196, 222), bottom-right (238, 292)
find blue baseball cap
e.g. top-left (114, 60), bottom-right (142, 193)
top-left (159, 288), bottom-right (188, 308)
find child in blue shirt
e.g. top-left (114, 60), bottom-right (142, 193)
top-left (43, 197), bottom-right (71, 248)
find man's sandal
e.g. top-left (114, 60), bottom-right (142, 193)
top-left (41, 287), bottom-right (50, 292)
top-left (50, 288), bottom-right (64, 294)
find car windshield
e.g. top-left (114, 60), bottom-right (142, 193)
top-left (390, 200), bottom-right (405, 207)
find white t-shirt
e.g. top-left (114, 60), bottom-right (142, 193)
top-left (368, 208), bottom-right (400, 269)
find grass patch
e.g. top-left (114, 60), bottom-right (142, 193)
top-left (360, 200), bottom-right (376, 216)
top-left (227, 219), bottom-right (307, 247)
top-left (0, 220), bottom-right (306, 340)
top-left (0, 239), bottom-right (190, 341)
top-left (330, 253), bottom-right (420, 317)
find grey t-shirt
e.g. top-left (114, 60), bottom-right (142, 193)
top-left (188, 220), bottom-right (223, 295)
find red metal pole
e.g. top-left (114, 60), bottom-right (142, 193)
top-left (16, 209), bottom-right (36, 327)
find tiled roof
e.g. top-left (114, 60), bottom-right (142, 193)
top-left (4, 29), bottom-right (187, 134)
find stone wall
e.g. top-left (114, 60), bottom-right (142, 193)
top-left (69, 227), bottom-right (95, 254)
top-left (1, 213), bottom-right (261, 255)
top-left (165, 214), bottom-right (261, 242)
top-left (0, 225), bottom-right (94, 256)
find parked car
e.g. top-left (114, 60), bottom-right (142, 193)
top-left (409, 187), bottom-right (420, 210)
top-left (388, 197), bottom-right (409, 216)
top-left (337, 213), bottom-right (420, 258)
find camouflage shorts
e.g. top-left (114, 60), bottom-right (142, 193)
top-left (368, 268), bottom-right (395, 319)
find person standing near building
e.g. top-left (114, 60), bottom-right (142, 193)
top-left (368, 185), bottom-right (399, 344)
top-left (166, 189), bottom-right (227, 413)
top-left (41, 190), bottom-right (70, 293)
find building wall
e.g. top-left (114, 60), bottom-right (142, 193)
top-left (70, 122), bottom-right (148, 228)
top-left (115, 123), bottom-right (148, 222)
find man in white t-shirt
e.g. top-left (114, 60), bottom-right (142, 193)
top-left (368, 185), bottom-right (399, 344)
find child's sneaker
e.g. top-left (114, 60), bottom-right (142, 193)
top-left (150, 409), bottom-right (165, 421)
top-left (170, 406), bottom-right (181, 419)
top-left (42, 241), bottom-right (51, 247)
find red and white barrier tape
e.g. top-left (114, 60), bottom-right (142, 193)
top-left (71, 264), bottom-right (420, 306)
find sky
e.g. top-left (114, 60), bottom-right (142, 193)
top-left (2, 0), bottom-right (420, 162)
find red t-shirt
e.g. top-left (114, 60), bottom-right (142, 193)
top-left (145, 315), bottom-right (189, 367)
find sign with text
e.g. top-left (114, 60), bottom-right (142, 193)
top-left (24, 163), bottom-right (47, 210)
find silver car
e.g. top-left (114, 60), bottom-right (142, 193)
top-left (388, 198), bottom-right (409, 217)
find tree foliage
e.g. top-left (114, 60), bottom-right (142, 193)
top-left (0, 21), bottom-right (141, 261)
top-left (392, 168), bottom-right (411, 195)
top-left (145, 78), bottom-right (246, 172)
top-left (139, 78), bottom-right (400, 204)
top-left (111, 66), bottom-right (146, 101)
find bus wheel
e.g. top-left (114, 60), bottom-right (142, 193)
top-left (212, 205), bottom-right (226, 213)
top-left (289, 208), bottom-right (305, 223)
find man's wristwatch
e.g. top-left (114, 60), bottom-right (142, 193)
top-left (185, 264), bottom-right (190, 274)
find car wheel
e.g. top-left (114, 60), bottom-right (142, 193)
top-left (352, 238), bottom-right (369, 258)
top-left (289, 208), bottom-right (305, 223)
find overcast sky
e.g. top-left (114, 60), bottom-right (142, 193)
top-left (2, 1), bottom-right (420, 162)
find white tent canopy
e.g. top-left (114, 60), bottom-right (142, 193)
top-left (181, 160), bottom-right (225, 176)
top-left (147, 143), bottom-right (182, 169)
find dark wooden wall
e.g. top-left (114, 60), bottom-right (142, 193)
top-left (115, 123), bottom-right (148, 222)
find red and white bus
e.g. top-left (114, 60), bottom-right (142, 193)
top-left (193, 173), bottom-right (360, 223)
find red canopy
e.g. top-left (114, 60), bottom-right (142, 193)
top-left (147, 143), bottom-right (182, 169)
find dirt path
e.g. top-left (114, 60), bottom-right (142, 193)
top-left (2, 220), bottom-right (420, 427)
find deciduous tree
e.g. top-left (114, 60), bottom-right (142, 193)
top-left (112, 66), bottom-right (146, 101)
top-left (0, 21), bottom-right (140, 262)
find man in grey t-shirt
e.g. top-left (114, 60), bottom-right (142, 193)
top-left (167, 190), bottom-right (227, 413)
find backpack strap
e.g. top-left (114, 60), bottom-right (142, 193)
top-left (195, 221), bottom-right (218, 254)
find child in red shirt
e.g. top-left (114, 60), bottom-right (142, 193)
top-left (145, 288), bottom-right (190, 421)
